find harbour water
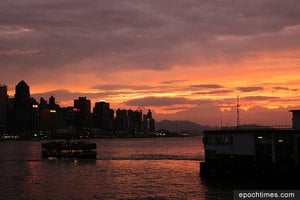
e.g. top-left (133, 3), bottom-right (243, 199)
top-left (0, 136), bottom-right (287, 200)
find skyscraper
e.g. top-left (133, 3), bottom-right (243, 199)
top-left (40, 97), bottom-right (48, 110)
top-left (115, 109), bottom-right (128, 132)
top-left (128, 109), bottom-right (143, 134)
top-left (14, 80), bottom-right (31, 111)
top-left (13, 80), bottom-right (33, 131)
top-left (93, 101), bottom-right (114, 131)
top-left (143, 109), bottom-right (155, 134)
top-left (146, 109), bottom-right (155, 133)
top-left (49, 96), bottom-right (55, 109)
top-left (74, 97), bottom-right (91, 128)
top-left (0, 85), bottom-right (8, 133)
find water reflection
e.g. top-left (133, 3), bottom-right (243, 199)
top-left (5, 160), bottom-right (209, 200)
top-left (0, 137), bottom-right (218, 199)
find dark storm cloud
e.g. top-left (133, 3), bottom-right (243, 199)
top-left (126, 96), bottom-right (211, 107)
top-left (237, 86), bottom-right (264, 92)
top-left (190, 84), bottom-right (224, 89)
top-left (1, 0), bottom-right (300, 80)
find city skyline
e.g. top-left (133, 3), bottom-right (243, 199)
top-left (0, 80), bottom-right (156, 136)
top-left (1, 1), bottom-right (300, 126)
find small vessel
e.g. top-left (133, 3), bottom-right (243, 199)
top-left (179, 130), bottom-right (190, 137)
top-left (42, 140), bottom-right (97, 158)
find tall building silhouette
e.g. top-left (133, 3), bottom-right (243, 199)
top-left (143, 109), bottom-right (155, 133)
top-left (2, 81), bottom-right (157, 136)
top-left (49, 96), bottom-right (54, 109)
top-left (40, 97), bottom-right (48, 110)
top-left (14, 80), bottom-right (31, 111)
top-left (115, 109), bottom-right (128, 132)
top-left (0, 85), bottom-right (8, 133)
top-left (49, 95), bottom-right (60, 110)
top-left (128, 109), bottom-right (143, 134)
top-left (13, 80), bottom-right (33, 131)
top-left (74, 97), bottom-right (91, 128)
top-left (93, 101), bottom-right (114, 131)
top-left (37, 108), bottom-right (64, 133)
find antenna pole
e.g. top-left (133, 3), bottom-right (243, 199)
top-left (237, 95), bottom-right (240, 128)
top-left (220, 111), bottom-right (223, 129)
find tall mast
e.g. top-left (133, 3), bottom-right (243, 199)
top-left (220, 111), bottom-right (223, 128)
top-left (237, 95), bottom-right (240, 128)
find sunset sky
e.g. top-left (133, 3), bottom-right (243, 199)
top-left (1, 0), bottom-right (300, 126)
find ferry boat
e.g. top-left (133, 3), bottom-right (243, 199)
top-left (42, 140), bottom-right (97, 158)
top-left (200, 110), bottom-right (300, 179)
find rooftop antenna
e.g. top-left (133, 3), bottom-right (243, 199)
top-left (237, 95), bottom-right (240, 129)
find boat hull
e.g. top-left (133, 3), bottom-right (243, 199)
top-left (42, 141), bottom-right (97, 159)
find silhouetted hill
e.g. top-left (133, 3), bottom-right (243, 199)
top-left (155, 120), bottom-right (215, 136)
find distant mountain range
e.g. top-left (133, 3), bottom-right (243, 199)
top-left (155, 120), bottom-right (216, 136)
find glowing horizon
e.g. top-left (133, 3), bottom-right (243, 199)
top-left (1, 1), bottom-right (300, 126)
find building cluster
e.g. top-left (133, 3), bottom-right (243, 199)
top-left (0, 81), bottom-right (155, 138)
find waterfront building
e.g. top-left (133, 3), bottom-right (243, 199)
top-left (14, 80), bottom-right (31, 111)
top-left (37, 108), bottom-right (64, 133)
top-left (74, 97), bottom-right (91, 128)
top-left (115, 109), bottom-right (128, 132)
top-left (39, 98), bottom-right (48, 110)
top-left (128, 109), bottom-right (143, 134)
top-left (147, 109), bottom-right (152, 119)
top-left (143, 109), bottom-right (155, 133)
top-left (13, 80), bottom-right (33, 132)
top-left (31, 97), bottom-right (39, 132)
top-left (0, 85), bottom-right (8, 133)
top-left (93, 101), bottom-right (114, 131)
top-left (49, 96), bottom-right (55, 109)
top-left (2, 80), bottom-right (157, 136)
top-left (200, 110), bottom-right (300, 178)
top-left (49, 96), bottom-right (59, 110)
top-left (59, 107), bottom-right (77, 127)
top-left (291, 110), bottom-right (300, 130)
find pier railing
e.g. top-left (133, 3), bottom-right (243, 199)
top-left (220, 125), bottom-right (292, 131)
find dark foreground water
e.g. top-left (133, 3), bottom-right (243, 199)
top-left (0, 137), bottom-right (293, 200)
